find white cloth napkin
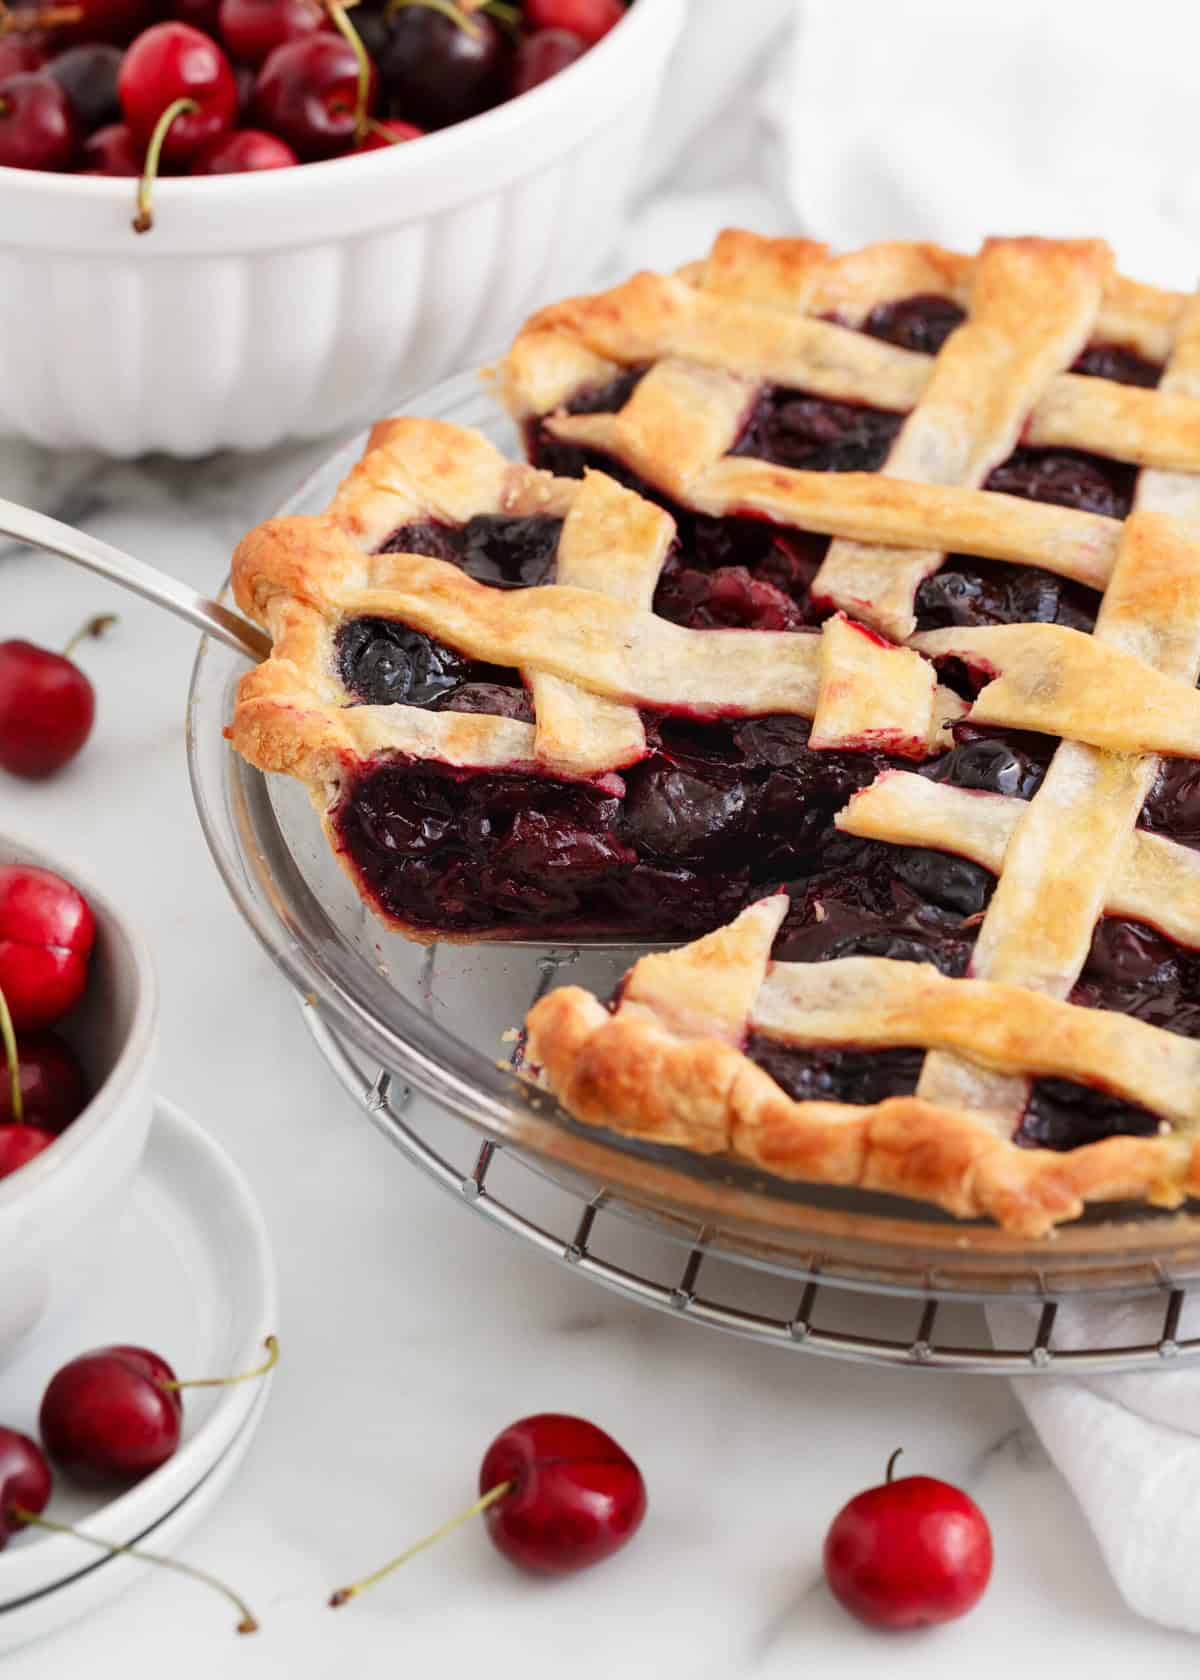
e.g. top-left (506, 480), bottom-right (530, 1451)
top-left (640, 0), bottom-right (1200, 1635)
top-left (988, 1296), bottom-right (1200, 1633)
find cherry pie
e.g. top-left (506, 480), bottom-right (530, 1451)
top-left (231, 229), bottom-right (1200, 1232)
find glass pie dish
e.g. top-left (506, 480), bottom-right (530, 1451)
top-left (186, 368), bottom-right (1200, 1309)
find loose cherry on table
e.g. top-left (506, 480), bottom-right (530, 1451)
top-left (39, 1338), bottom-right (280, 1487)
top-left (0, 613), bottom-right (115, 781)
top-left (0, 1426), bottom-right (258, 1632)
top-left (0, 864), bottom-right (96, 1034)
top-left (823, 1450), bottom-right (994, 1630)
top-left (330, 1413), bottom-right (646, 1606)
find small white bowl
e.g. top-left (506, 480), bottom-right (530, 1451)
top-left (0, 835), bottom-right (157, 1361)
top-left (0, 0), bottom-right (685, 457)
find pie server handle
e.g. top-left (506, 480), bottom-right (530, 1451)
top-left (0, 495), bottom-right (270, 663)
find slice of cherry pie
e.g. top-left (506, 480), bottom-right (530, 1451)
top-left (230, 230), bottom-right (1200, 1231)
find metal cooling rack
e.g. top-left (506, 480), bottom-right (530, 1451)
top-left (302, 1001), bottom-right (1200, 1377)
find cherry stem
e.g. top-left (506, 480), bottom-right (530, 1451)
top-left (14, 1510), bottom-right (258, 1633)
top-left (325, 0), bottom-right (371, 141)
top-left (479, 0), bottom-right (519, 26)
top-left (62, 613), bottom-right (117, 661)
top-left (160, 1334), bottom-right (279, 1392)
top-left (328, 1479), bottom-right (513, 1608)
top-left (886, 1447), bottom-right (904, 1484)
top-left (0, 984), bottom-right (21, 1126)
top-left (386, 0), bottom-right (482, 38)
top-left (133, 97), bottom-right (197, 235)
top-left (0, 5), bottom-right (82, 32)
top-left (361, 115), bottom-right (408, 144)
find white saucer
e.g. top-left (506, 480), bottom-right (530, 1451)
top-left (0, 1097), bottom-right (276, 1643)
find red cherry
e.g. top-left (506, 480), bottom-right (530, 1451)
top-left (0, 1124), bottom-right (56, 1179)
top-left (0, 1033), bottom-right (87, 1131)
top-left (81, 120), bottom-right (142, 174)
top-left (40, 1345), bottom-right (183, 1486)
top-left (823, 1451), bottom-right (993, 1630)
top-left (0, 73), bottom-right (78, 171)
top-left (0, 37), bottom-right (49, 81)
top-left (254, 35), bottom-right (376, 160)
top-left (522, 0), bottom-right (623, 46)
top-left (191, 126), bottom-right (297, 171)
top-left (478, 1414), bottom-right (646, 1574)
top-left (39, 1337), bottom-right (278, 1488)
top-left (330, 1412), bottom-right (645, 1607)
top-left (0, 865), bottom-right (96, 1032)
top-left (217, 0), bottom-right (326, 69)
top-left (0, 1428), bottom-right (51, 1549)
top-left (118, 22), bottom-right (238, 164)
top-left (0, 615), bottom-right (113, 779)
top-left (513, 27), bottom-right (587, 95)
top-left (353, 116), bottom-right (421, 152)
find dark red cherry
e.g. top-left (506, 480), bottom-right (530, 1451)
top-left (513, 28), bottom-right (587, 94)
top-left (330, 1411), bottom-right (645, 1608)
top-left (823, 1452), bottom-right (993, 1630)
top-left (479, 1414), bottom-right (646, 1575)
top-left (0, 73), bottom-right (78, 171)
top-left (0, 619), bottom-right (110, 780)
top-left (0, 865), bottom-right (96, 1033)
top-left (0, 36), bottom-right (49, 81)
top-left (53, 0), bottom-right (152, 45)
top-left (190, 126), bottom-right (297, 171)
top-left (81, 120), bottom-right (141, 173)
top-left (353, 116), bottom-right (421, 152)
top-left (217, 0), bottom-right (326, 68)
top-left (254, 35), bottom-right (376, 160)
top-left (170, 0), bottom-right (221, 33)
top-left (0, 1428), bottom-right (51, 1548)
top-left (39, 1346), bottom-right (183, 1486)
top-left (0, 1124), bottom-right (56, 1180)
top-left (378, 6), bottom-right (508, 130)
top-left (0, 1033), bottom-right (87, 1131)
top-left (523, 0), bottom-right (623, 45)
top-left (118, 22), bottom-right (238, 164)
top-left (45, 42), bottom-right (122, 128)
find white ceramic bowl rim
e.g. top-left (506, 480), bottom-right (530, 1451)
top-left (0, 832), bottom-right (159, 1216)
top-left (0, 0), bottom-right (682, 251)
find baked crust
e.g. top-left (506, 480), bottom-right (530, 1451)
top-left (524, 901), bottom-right (1199, 1238)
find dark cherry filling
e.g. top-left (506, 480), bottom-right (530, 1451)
top-left (382, 515), bottom-right (563, 589)
top-left (334, 299), bottom-right (1186, 1154)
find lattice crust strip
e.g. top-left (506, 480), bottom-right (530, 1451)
top-left (525, 901), bottom-right (1200, 1237)
top-left (231, 417), bottom-right (972, 790)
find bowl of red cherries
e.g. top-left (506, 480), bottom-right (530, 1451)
top-left (0, 0), bottom-right (683, 456)
top-left (0, 837), bottom-right (157, 1362)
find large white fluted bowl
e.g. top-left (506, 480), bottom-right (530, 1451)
top-left (0, 0), bottom-right (684, 457)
